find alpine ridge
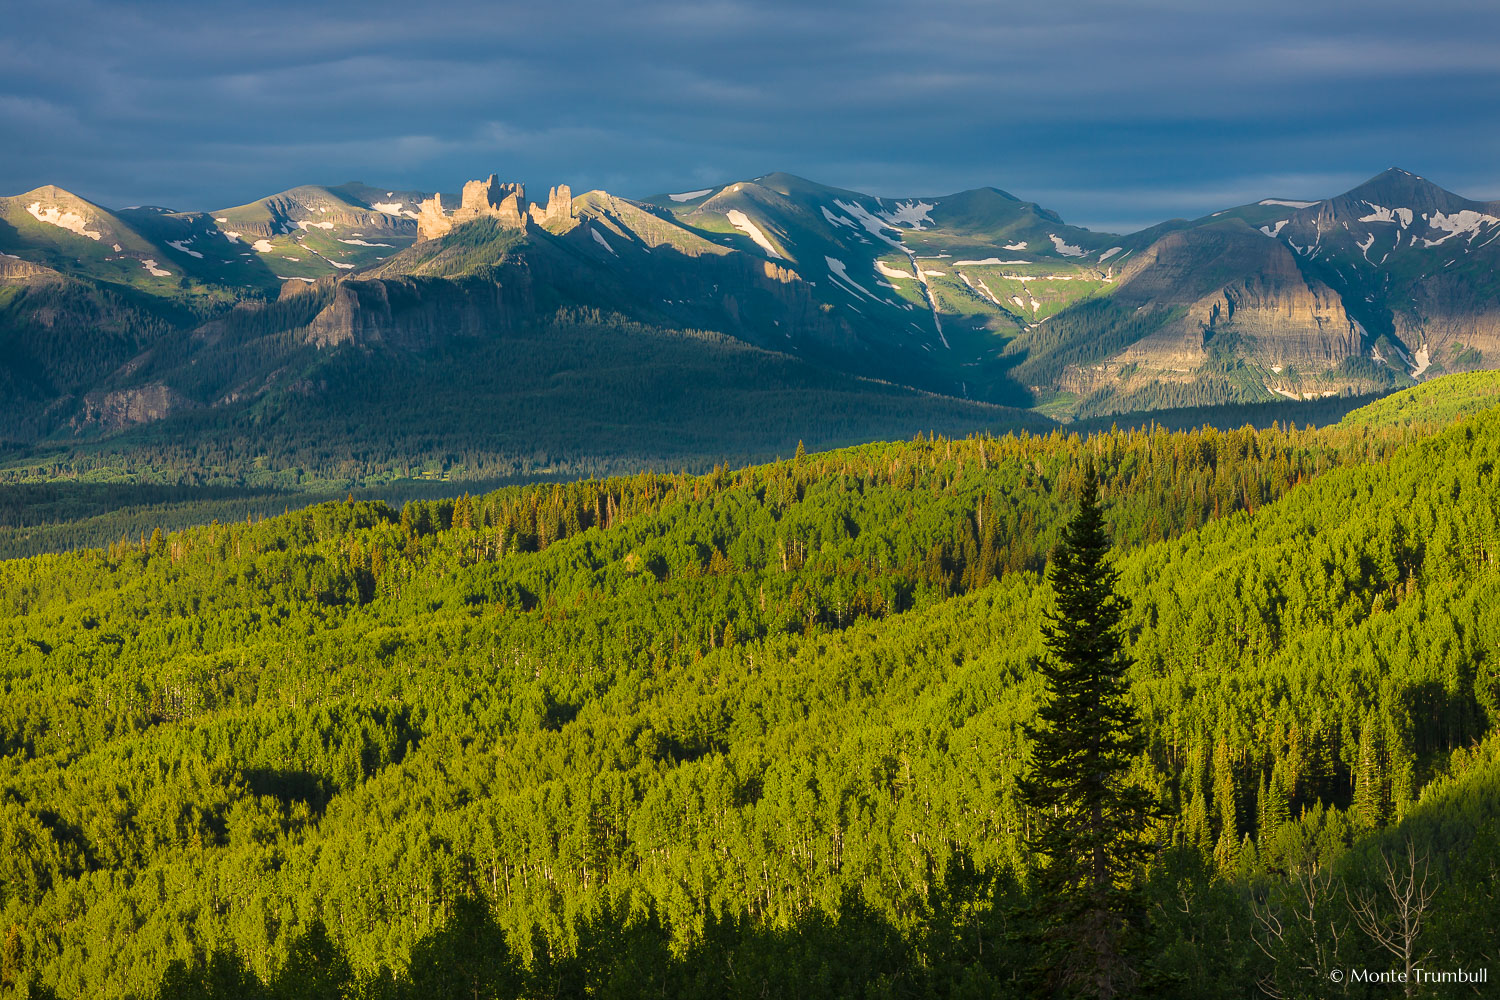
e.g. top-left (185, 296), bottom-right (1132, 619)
top-left (2, 166), bottom-right (1497, 483)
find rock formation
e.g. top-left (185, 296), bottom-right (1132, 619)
top-left (416, 193), bottom-right (453, 242)
top-left (528, 185), bottom-right (575, 231)
top-left (416, 176), bottom-right (576, 241)
top-left (79, 382), bottom-right (196, 430)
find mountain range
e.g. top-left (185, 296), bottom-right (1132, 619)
top-left (2, 166), bottom-right (1496, 483)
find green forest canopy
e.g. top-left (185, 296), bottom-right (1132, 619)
top-left (1, 373), bottom-right (1498, 998)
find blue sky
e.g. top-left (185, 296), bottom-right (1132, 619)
top-left (5, 0), bottom-right (1499, 233)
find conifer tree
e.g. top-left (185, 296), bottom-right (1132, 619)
top-left (1020, 463), bottom-right (1159, 999)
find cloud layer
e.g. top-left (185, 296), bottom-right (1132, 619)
top-left (5, 0), bottom-right (1499, 233)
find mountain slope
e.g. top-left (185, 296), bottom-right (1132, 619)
top-left (1009, 169), bottom-right (1500, 416)
top-left (3, 226), bottom-right (1051, 486)
top-left (0, 186), bottom-right (185, 291)
top-left (1267, 168), bottom-right (1500, 375)
top-left (11, 165), bottom-right (1500, 472)
top-left (205, 183), bottom-right (426, 281)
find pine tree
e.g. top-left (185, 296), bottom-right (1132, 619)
top-left (1019, 463), bottom-right (1159, 999)
top-left (1212, 737), bottom-right (1240, 872)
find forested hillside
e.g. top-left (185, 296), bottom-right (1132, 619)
top-left (1, 379), bottom-right (1497, 998)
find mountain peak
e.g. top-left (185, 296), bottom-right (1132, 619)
top-left (1341, 167), bottom-right (1460, 210)
top-left (15, 184), bottom-right (98, 209)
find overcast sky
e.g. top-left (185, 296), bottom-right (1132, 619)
top-left (5, 0), bottom-right (1499, 233)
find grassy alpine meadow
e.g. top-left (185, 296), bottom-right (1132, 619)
top-left (1, 374), bottom-right (1497, 998)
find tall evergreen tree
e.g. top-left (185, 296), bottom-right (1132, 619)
top-left (1020, 463), bottom-right (1159, 999)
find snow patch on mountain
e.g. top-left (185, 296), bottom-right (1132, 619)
top-left (832, 199), bottom-right (905, 249)
top-left (1411, 343), bottom-right (1431, 377)
top-left (725, 210), bottom-right (782, 258)
top-left (591, 229), bottom-right (617, 255)
top-left (821, 206), bottom-right (856, 229)
top-left (1260, 221), bottom-right (1289, 238)
top-left (952, 258), bottom-right (1029, 266)
top-left (252, 239), bottom-right (275, 253)
top-left (371, 202), bottom-right (404, 214)
top-left (1098, 247), bottom-right (1123, 261)
top-left (874, 260), bottom-right (911, 280)
top-left (668, 189), bottom-right (713, 202)
top-left (167, 240), bottom-right (203, 258)
top-left (139, 259), bottom-right (170, 277)
top-left (297, 220), bottom-right (336, 231)
top-left (1421, 210), bottom-right (1500, 247)
top-left (339, 238), bottom-right (392, 248)
top-left (878, 200), bottom-right (936, 229)
top-left (826, 256), bottom-right (878, 299)
top-left (1260, 199), bottom-right (1317, 208)
top-left (958, 272), bottom-right (1005, 308)
top-left (1003, 241), bottom-right (1028, 251)
top-left (1359, 204), bottom-right (1414, 227)
top-left (27, 203), bottom-right (101, 240)
top-left (1049, 235), bottom-right (1085, 257)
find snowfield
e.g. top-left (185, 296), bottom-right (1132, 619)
top-left (831, 200), bottom-right (905, 249)
top-left (1411, 343), bottom-right (1431, 377)
top-left (1049, 235), bottom-right (1085, 257)
top-left (27, 203), bottom-right (101, 240)
top-left (668, 189), bottom-right (714, 202)
top-left (725, 210), bottom-right (782, 258)
top-left (878, 200), bottom-right (936, 229)
top-left (1358, 204), bottom-right (1414, 227)
top-left (167, 240), bottom-right (203, 259)
top-left (1421, 210), bottom-right (1500, 247)
top-left (1259, 199), bottom-right (1317, 208)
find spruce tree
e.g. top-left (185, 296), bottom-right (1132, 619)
top-left (1019, 463), bottom-right (1158, 999)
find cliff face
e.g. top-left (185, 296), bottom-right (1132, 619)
top-left (1392, 277), bottom-right (1500, 373)
top-left (416, 176), bottom-right (577, 241)
top-left (0, 256), bottom-right (64, 285)
top-left (297, 273), bottom-right (537, 349)
top-left (1105, 221), bottom-right (1363, 374)
top-left (78, 382), bottom-right (196, 430)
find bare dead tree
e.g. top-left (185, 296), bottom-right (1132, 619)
top-left (1346, 839), bottom-right (1436, 998)
top-left (1252, 860), bottom-right (1347, 999)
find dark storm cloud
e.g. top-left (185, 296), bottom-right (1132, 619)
top-left (4, 0), bottom-right (1499, 232)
